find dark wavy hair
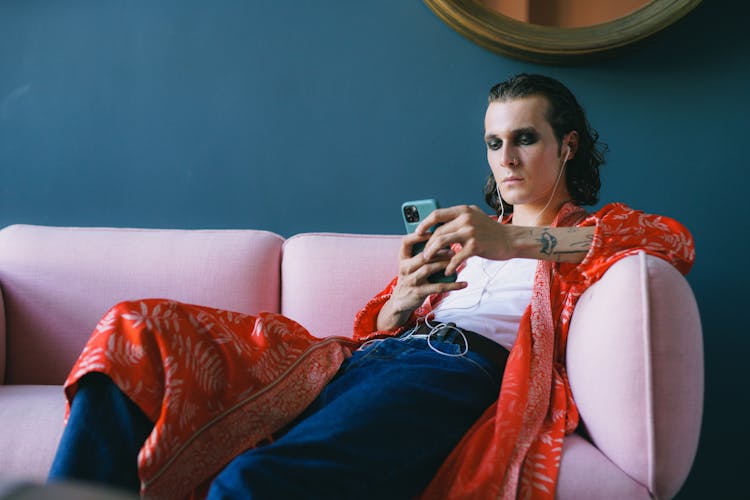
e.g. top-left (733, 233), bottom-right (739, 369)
top-left (483, 73), bottom-right (607, 215)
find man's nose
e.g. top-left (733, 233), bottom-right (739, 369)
top-left (500, 148), bottom-right (519, 168)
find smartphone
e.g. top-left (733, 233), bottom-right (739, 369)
top-left (401, 199), bottom-right (457, 283)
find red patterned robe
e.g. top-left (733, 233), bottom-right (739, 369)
top-left (62, 202), bottom-right (694, 499)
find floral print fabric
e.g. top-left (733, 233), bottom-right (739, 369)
top-left (64, 304), bottom-right (356, 498)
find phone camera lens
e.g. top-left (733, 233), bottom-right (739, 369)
top-left (404, 205), bottom-right (419, 223)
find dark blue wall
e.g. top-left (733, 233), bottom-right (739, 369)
top-left (1, 0), bottom-right (747, 497)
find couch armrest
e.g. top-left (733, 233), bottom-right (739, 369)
top-left (566, 252), bottom-right (703, 499)
top-left (0, 284), bottom-right (5, 385)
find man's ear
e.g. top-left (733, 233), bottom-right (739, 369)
top-left (564, 131), bottom-right (579, 159)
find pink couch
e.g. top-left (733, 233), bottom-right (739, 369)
top-left (0, 224), bottom-right (703, 498)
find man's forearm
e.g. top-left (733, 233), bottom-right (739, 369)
top-left (510, 225), bottom-right (594, 263)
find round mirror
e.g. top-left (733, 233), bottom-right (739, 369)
top-left (423, 0), bottom-right (702, 64)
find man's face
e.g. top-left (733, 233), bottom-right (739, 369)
top-left (484, 95), bottom-right (573, 219)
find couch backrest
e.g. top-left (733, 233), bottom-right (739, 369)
top-left (566, 252), bottom-right (703, 499)
top-left (0, 225), bottom-right (284, 384)
top-left (280, 233), bottom-right (401, 338)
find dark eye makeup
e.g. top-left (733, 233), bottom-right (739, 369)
top-left (485, 127), bottom-right (539, 150)
top-left (515, 128), bottom-right (538, 145)
top-left (486, 137), bottom-right (502, 150)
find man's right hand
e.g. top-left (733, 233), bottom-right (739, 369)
top-left (375, 232), bottom-right (468, 331)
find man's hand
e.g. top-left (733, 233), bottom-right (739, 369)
top-left (376, 204), bottom-right (595, 331)
top-left (416, 205), bottom-right (595, 274)
top-left (375, 232), bottom-right (467, 331)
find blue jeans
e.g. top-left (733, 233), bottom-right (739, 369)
top-left (50, 333), bottom-right (505, 499)
top-left (48, 372), bottom-right (153, 491)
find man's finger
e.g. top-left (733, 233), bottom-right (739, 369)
top-left (414, 206), bottom-right (468, 236)
top-left (445, 247), bottom-right (472, 276)
top-left (399, 232), bottom-right (430, 259)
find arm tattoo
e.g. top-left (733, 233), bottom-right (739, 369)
top-left (568, 232), bottom-right (594, 248)
top-left (537, 228), bottom-right (593, 262)
top-left (538, 229), bottom-right (557, 255)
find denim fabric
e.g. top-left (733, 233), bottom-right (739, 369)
top-left (208, 335), bottom-right (504, 499)
top-left (49, 335), bottom-right (505, 499)
top-left (47, 372), bottom-right (153, 492)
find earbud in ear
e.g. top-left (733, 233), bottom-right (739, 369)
top-left (562, 146), bottom-right (571, 164)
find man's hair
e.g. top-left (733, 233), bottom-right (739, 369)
top-left (483, 73), bottom-right (607, 215)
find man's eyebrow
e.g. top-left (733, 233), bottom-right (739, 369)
top-left (484, 126), bottom-right (537, 141)
top-left (513, 126), bottom-right (537, 136)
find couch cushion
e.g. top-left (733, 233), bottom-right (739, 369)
top-left (0, 385), bottom-right (66, 481)
top-left (0, 225), bottom-right (284, 384)
top-left (557, 433), bottom-right (650, 499)
top-left (566, 252), bottom-right (703, 499)
top-left (280, 233), bottom-right (401, 338)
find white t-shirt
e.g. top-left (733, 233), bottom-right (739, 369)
top-left (431, 257), bottom-right (537, 351)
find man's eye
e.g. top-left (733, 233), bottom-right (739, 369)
top-left (517, 133), bottom-right (537, 145)
top-left (487, 139), bottom-right (502, 150)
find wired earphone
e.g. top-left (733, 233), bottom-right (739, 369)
top-left (407, 144), bottom-right (574, 357)
top-left (364, 146), bottom-right (573, 357)
top-left (495, 144), bottom-right (571, 224)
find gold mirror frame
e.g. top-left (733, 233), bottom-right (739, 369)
top-left (423, 0), bottom-right (702, 64)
